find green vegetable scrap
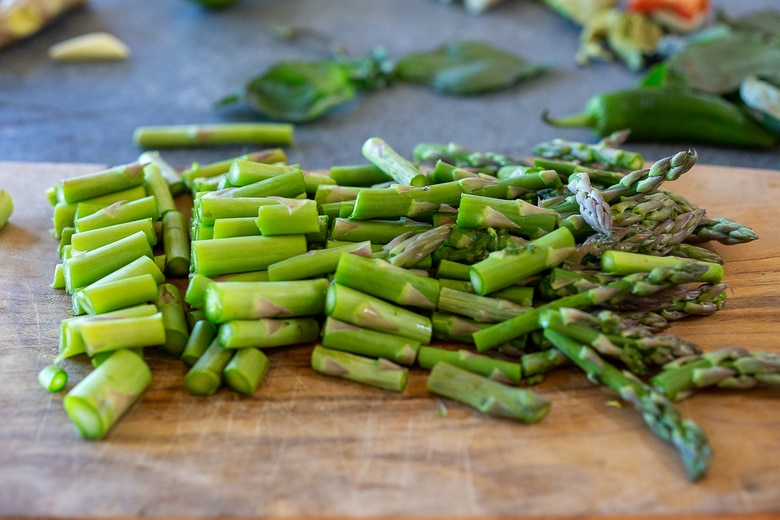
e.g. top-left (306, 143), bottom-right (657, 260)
top-left (0, 189), bottom-right (13, 230)
top-left (220, 38), bottom-right (543, 122)
top-left (39, 134), bottom-right (777, 484)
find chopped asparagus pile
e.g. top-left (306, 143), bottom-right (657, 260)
top-left (41, 134), bottom-right (778, 482)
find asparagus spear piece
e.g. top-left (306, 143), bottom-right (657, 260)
top-left (601, 250), bottom-right (724, 284)
top-left (267, 241), bottom-right (372, 281)
top-left (425, 362), bottom-right (550, 423)
top-left (184, 339), bottom-right (233, 396)
top-left (328, 163), bottom-right (392, 186)
top-left (650, 348), bottom-right (780, 401)
top-left (63, 349), bottom-right (152, 440)
top-left (69, 218), bottom-right (157, 252)
top-left (77, 273), bottom-right (159, 316)
top-left (191, 234), bottom-right (307, 277)
top-left (180, 149), bottom-right (288, 188)
top-left (79, 313), bottom-right (166, 357)
top-left (543, 329), bottom-right (712, 481)
top-left (38, 365), bottom-right (68, 393)
top-left (74, 196), bottom-right (160, 232)
top-left (218, 318), bottom-right (320, 349)
top-left (469, 227), bottom-right (576, 295)
top-left (133, 123), bottom-right (294, 148)
top-left (330, 217), bottom-right (432, 245)
top-left (456, 193), bottom-right (559, 237)
top-left (333, 252), bottom-right (440, 309)
top-left (162, 210), bottom-right (191, 277)
top-left (204, 278), bottom-right (329, 323)
top-left (63, 230), bottom-right (154, 292)
top-left (155, 283), bottom-right (190, 357)
top-left (311, 345), bottom-right (409, 392)
top-left (58, 162), bottom-right (146, 204)
top-left (473, 286), bottom-right (621, 352)
top-left (224, 348), bottom-right (270, 396)
top-left (256, 197), bottom-right (320, 235)
top-left (418, 346), bottom-right (522, 383)
top-left (362, 137), bottom-right (429, 187)
top-left (321, 317), bottom-right (420, 365)
top-left (437, 286), bottom-right (530, 323)
top-left (181, 320), bottom-right (217, 367)
top-left (325, 283), bottom-right (433, 344)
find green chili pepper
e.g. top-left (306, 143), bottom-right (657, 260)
top-left (543, 87), bottom-right (776, 149)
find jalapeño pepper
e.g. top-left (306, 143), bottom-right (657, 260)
top-left (543, 87), bottom-right (776, 149)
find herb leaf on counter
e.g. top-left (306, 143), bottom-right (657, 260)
top-left (394, 40), bottom-right (545, 95)
top-left (220, 39), bottom-right (543, 122)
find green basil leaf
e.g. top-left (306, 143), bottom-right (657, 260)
top-left (243, 60), bottom-right (356, 122)
top-left (666, 31), bottom-right (780, 94)
top-left (395, 40), bottom-right (545, 96)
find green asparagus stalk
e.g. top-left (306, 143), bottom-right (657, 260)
top-left (425, 361), bottom-right (550, 423)
top-left (418, 346), bottom-right (522, 383)
top-left (184, 273), bottom-right (213, 309)
top-left (333, 252), bottom-right (440, 309)
top-left (328, 163), bottom-right (392, 186)
top-left (325, 283), bottom-right (433, 344)
top-left (532, 135), bottom-right (644, 170)
top-left (58, 162), bottom-right (146, 204)
top-left (601, 251), bottom-right (724, 284)
top-left (155, 283), bottom-right (190, 357)
top-left (79, 312), bottom-right (166, 357)
top-left (267, 241), bottom-right (372, 281)
top-left (138, 150), bottom-right (186, 196)
top-left (224, 160), bottom-right (296, 187)
top-left (63, 230), bottom-right (154, 292)
top-left (330, 217), bottom-right (432, 244)
top-left (362, 137), bottom-right (429, 187)
top-left (190, 234), bottom-right (307, 277)
top-left (162, 210), bottom-right (191, 277)
top-left (77, 273), bottom-right (159, 316)
top-left (313, 184), bottom-right (361, 206)
top-left (69, 218), bottom-right (157, 252)
top-left (650, 348), bottom-right (780, 401)
top-left (256, 197), bottom-right (320, 235)
top-left (204, 278), bottom-right (330, 323)
top-left (201, 169), bottom-right (306, 200)
top-left (133, 123), bottom-right (294, 148)
top-left (543, 329), bottom-right (712, 482)
top-left (381, 224), bottom-right (452, 268)
top-left (473, 286), bottom-right (621, 352)
top-left (74, 196), bottom-right (160, 233)
top-left (183, 339), bottom-right (233, 396)
top-left (212, 217), bottom-right (261, 238)
top-left (431, 311), bottom-right (489, 344)
top-left (687, 217), bottom-right (759, 245)
top-left (456, 193), bottom-right (559, 237)
top-left (57, 304), bottom-right (159, 361)
top-left (142, 162), bottom-right (176, 215)
top-left (224, 348), bottom-right (270, 396)
top-left (321, 317), bottom-right (420, 365)
top-left (194, 196), bottom-right (279, 225)
top-left (437, 286), bottom-right (530, 323)
top-left (38, 365), bottom-right (68, 393)
top-left (495, 165), bottom-right (563, 191)
top-left (532, 158), bottom-right (625, 186)
top-left (181, 149), bottom-right (288, 187)
top-left (413, 141), bottom-right (518, 173)
top-left (520, 348), bottom-right (570, 379)
top-left (469, 227), bottom-right (576, 295)
top-left (218, 318), bottom-right (320, 349)
top-left (63, 349), bottom-right (152, 440)
top-left (311, 345), bottom-right (409, 392)
top-left (181, 320), bottom-right (217, 367)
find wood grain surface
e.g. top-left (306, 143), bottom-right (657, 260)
top-left (0, 161), bottom-right (778, 518)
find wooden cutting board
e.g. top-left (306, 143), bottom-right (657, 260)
top-left (0, 160), bottom-right (778, 518)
